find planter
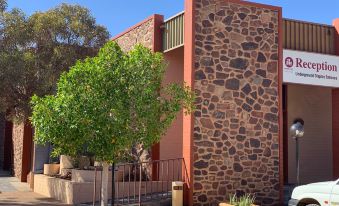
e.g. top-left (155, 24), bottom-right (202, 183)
top-left (34, 174), bottom-right (171, 204)
top-left (60, 155), bottom-right (74, 170)
top-left (71, 169), bottom-right (112, 183)
top-left (43, 164), bottom-right (60, 175)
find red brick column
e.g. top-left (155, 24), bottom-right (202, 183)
top-left (332, 18), bottom-right (339, 178)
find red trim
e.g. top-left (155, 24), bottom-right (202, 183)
top-left (111, 15), bottom-right (159, 41)
top-left (277, 7), bottom-right (284, 204)
top-left (334, 19), bottom-right (339, 54)
top-left (332, 18), bottom-right (339, 178)
top-left (332, 89), bottom-right (339, 178)
top-left (152, 14), bottom-right (164, 52)
top-left (183, 0), bottom-right (195, 205)
top-left (21, 122), bottom-right (33, 182)
top-left (282, 85), bottom-right (289, 184)
top-left (151, 14), bottom-right (164, 181)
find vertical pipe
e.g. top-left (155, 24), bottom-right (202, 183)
top-left (167, 161), bottom-right (169, 198)
top-left (134, 163), bottom-right (136, 203)
top-left (145, 163), bottom-right (148, 200)
top-left (150, 163), bottom-right (153, 201)
top-left (122, 165), bottom-right (125, 204)
top-left (99, 169), bottom-right (102, 204)
top-left (296, 137), bottom-right (300, 185)
top-left (93, 167), bottom-right (97, 206)
top-left (128, 165), bottom-right (131, 204)
top-left (116, 167), bottom-right (119, 204)
top-left (161, 161), bottom-right (164, 198)
top-left (112, 163), bottom-right (115, 206)
top-left (139, 164), bottom-right (142, 206)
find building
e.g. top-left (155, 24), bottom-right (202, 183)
top-left (112, 0), bottom-right (339, 205)
top-left (0, 0), bottom-right (338, 205)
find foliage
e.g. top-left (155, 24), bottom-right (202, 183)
top-left (229, 194), bottom-right (255, 206)
top-left (31, 42), bottom-right (195, 163)
top-left (0, 1), bottom-right (109, 121)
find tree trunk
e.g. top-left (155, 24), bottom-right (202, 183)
top-left (101, 162), bottom-right (109, 206)
top-left (132, 144), bottom-right (152, 180)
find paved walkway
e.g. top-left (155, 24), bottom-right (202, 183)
top-left (0, 170), bottom-right (68, 206)
top-left (0, 191), bottom-right (68, 206)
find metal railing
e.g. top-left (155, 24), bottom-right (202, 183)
top-left (162, 12), bottom-right (184, 52)
top-left (92, 158), bottom-right (188, 205)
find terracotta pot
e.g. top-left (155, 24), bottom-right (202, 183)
top-left (43, 164), bottom-right (60, 175)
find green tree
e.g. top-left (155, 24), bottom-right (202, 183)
top-left (31, 42), bottom-right (194, 205)
top-left (0, 1), bottom-right (109, 121)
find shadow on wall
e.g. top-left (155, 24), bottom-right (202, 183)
top-left (3, 121), bottom-right (13, 173)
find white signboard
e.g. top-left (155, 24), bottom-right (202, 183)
top-left (283, 49), bottom-right (339, 87)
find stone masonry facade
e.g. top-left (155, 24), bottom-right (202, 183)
top-left (12, 123), bottom-right (24, 179)
top-left (192, 0), bottom-right (280, 205)
top-left (114, 18), bottom-right (154, 52)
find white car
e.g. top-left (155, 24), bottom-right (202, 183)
top-left (289, 179), bottom-right (339, 206)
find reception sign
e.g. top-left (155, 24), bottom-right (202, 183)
top-left (283, 49), bottom-right (339, 87)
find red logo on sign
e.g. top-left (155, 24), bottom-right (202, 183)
top-left (285, 57), bottom-right (293, 67)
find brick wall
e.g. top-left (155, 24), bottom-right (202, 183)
top-left (191, 0), bottom-right (281, 205)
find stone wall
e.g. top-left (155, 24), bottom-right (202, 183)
top-left (12, 123), bottom-right (24, 179)
top-left (114, 17), bottom-right (154, 52)
top-left (192, 0), bottom-right (281, 205)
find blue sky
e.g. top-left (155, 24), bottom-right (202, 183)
top-left (7, 0), bottom-right (339, 37)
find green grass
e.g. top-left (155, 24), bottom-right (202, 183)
top-left (229, 194), bottom-right (255, 206)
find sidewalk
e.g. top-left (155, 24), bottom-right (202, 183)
top-left (0, 170), bottom-right (67, 206)
top-left (0, 191), bottom-right (68, 206)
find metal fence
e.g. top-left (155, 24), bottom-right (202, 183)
top-left (92, 158), bottom-right (188, 205)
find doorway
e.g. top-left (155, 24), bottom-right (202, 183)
top-left (283, 84), bottom-right (333, 185)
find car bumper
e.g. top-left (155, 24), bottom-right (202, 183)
top-left (288, 199), bottom-right (299, 206)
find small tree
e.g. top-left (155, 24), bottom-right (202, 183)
top-left (31, 41), bottom-right (194, 205)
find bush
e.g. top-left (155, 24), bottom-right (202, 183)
top-left (229, 194), bottom-right (255, 206)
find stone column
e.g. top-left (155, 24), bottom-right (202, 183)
top-left (190, 0), bottom-right (282, 205)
